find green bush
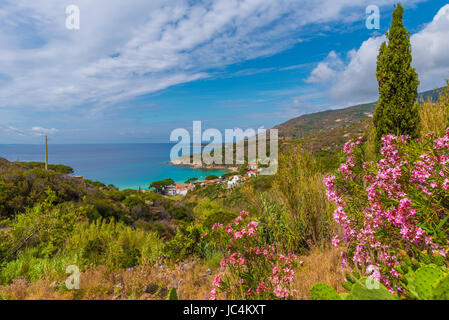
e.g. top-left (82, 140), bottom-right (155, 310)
top-left (0, 252), bottom-right (79, 285)
top-left (64, 219), bottom-right (163, 268)
top-left (162, 224), bottom-right (208, 261)
top-left (272, 150), bottom-right (336, 250)
top-left (0, 189), bottom-right (89, 260)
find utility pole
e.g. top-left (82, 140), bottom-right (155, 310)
top-left (45, 135), bottom-right (48, 171)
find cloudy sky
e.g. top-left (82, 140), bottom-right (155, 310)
top-left (0, 0), bottom-right (448, 143)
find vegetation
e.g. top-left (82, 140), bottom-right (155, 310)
top-left (1, 6), bottom-right (449, 297)
top-left (418, 81), bottom-right (449, 137)
top-left (206, 211), bottom-right (298, 299)
top-left (184, 177), bottom-right (198, 184)
top-left (149, 179), bottom-right (175, 192)
top-left (373, 4), bottom-right (419, 148)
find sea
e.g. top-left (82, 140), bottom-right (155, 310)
top-left (0, 143), bottom-right (228, 190)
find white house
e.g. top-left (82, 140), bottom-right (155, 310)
top-left (247, 163), bottom-right (258, 170)
top-left (246, 170), bottom-right (257, 177)
top-left (227, 175), bottom-right (242, 189)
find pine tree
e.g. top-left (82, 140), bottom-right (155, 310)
top-left (373, 3), bottom-right (419, 149)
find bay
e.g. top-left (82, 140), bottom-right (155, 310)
top-left (0, 143), bottom-right (228, 190)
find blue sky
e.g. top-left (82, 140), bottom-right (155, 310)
top-left (0, 0), bottom-right (449, 143)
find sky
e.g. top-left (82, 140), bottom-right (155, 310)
top-left (0, 0), bottom-right (448, 144)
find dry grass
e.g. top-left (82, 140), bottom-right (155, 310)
top-left (0, 248), bottom-right (345, 300)
top-left (418, 101), bottom-right (449, 138)
top-left (418, 84), bottom-right (449, 138)
top-left (0, 259), bottom-right (215, 300)
top-left (292, 247), bottom-right (345, 300)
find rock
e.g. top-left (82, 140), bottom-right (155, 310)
top-left (143, 283), bottom-right (159, 294)
top-left (157, 287), bottom-right (169, 299)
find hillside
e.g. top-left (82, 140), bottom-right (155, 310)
top-left (274, 88), bottom-right (444, 140)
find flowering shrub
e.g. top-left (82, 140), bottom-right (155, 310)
top-left (206, 211), bottom-right (298, 300)
top-left (325, 130), bottom-right (449, 293)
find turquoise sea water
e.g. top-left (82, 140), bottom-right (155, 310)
top-left (0, 143), bottom-right (228, 190)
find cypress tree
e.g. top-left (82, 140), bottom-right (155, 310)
top-left (373, 3), bottom-right (419, 148)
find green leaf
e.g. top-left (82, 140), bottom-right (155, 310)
top-left (310, 283), bottom-right (341, 300)
top-left (414, 265), bottom-right (443, 300)
top-left (431, 274), bottom-right (449, 300)
top-left (349, 277), bottom-right (396, 300)
top-left (167, 287), bottom-right (178, 300)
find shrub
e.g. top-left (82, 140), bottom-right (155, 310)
top-left (64, 219), bottom-right (163, 269)
top-left (206, 211), bottom-right (297, 300)
top-left (273, 150), bottom-right (336, 250)
top-left (162, 224), bottom-right (209, 261)
top-left (0, 252), bottom-right (78, 285)
top-left (1, 189), bottom-right (88, 260)
top-left (325, 131), bottom-right (449, 293)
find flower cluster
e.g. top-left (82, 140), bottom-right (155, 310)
top-left (326, 130), bottom-right (449, 293)
top-left (206, 211), bottom-right (298, 300)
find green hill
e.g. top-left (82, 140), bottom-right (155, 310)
top-left (274, 88), bottom-right (444, 140)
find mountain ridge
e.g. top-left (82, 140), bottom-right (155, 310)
top-left (274, 87), bottom-right (445, 140)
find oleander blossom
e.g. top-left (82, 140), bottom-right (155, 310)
top-left (325, 130), bottom-right (449, 293)
top-left (206, 211), bottom-right (298, 300)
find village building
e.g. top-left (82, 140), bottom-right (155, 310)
top-left (227, 175), bottom-right (242, 189)
top-left (161, 183), bottom-right (195, 196)
top-left (200, 178), bottom-right (221, 186)
top-left (246, 170), bottom-right (257, 177)
top-left (247, 163), bottom-right (258, 170)
top-left (162, 184), bottom-right (178, 196)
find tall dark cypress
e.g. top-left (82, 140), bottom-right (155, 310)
top-left (373, 3), bottom-right (419, 148)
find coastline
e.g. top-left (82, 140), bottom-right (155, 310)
top-left (168, 158), bottom-right (238, 172)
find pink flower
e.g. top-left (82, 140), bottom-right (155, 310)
top-left (209, 288), bottom-right (217, 300)
top-left (332, 235), bottom-right (340, 248)
top-left (212, 275), bottom-right (222, 287)
top-left (248, 221), bottom-right (258, 229)
top-left (256, 282), bottom-right (265, 294)
top-left (235, 216), bottom-right (242, 225)
top-left (443, 179), bottom-right (449, 190)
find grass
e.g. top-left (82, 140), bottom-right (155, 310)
top-left (418, 84), bottom-right (449, 138)
top-left (269, 148), bottom-right (337, 251)
top-left (0, 247), bottom-right (344, 300)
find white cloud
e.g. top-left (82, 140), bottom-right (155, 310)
top-left (411, 4), bottom-right (449, 89)
top-left (307, 4), bottom-right (449, 107)
top-left (0, 0), bottom-right (424, 111)
top-left (306, 51), bottom-right (343, 84)
top-left (328, 36), bottom-right (386, 104)
top-left (1, 125), bottom-right (25, 136)
top-left (31, 126), bottom-right (58, 135)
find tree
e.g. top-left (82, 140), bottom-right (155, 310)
top-left (185, 177), bottom-right (198, 184)
top-left (220, 172), bottom-right (234, 180)
top-left (373, 3), bottom-right (419, 149)
top-left (205, 174), bottom-right (219, 181)
top-left (149, 178), bottom-right (174, 192)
